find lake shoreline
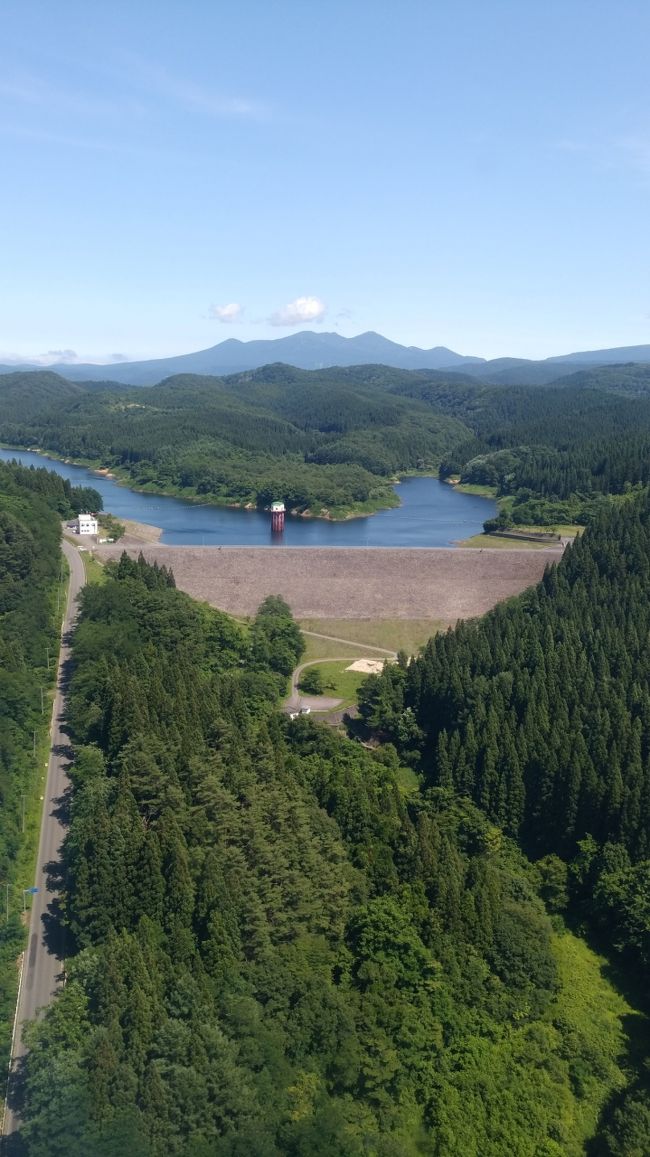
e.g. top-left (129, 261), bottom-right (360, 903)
top-left (0, 443), bottom-right (401, 523)
top-left (0, 447), bottom-right (496, 548)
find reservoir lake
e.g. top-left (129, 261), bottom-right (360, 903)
top-left (0, 448), bottom-right (495, 547)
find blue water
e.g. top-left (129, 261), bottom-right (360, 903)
top-left (0, 447), bottom-right (495, 546)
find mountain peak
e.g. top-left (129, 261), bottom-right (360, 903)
top-left (17, 330), bottom-right (477, 385)
top-left (5, 332), bottom-right (650, 388)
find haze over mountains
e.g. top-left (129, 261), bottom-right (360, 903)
top-left (2, 330), bottom-right (650, 387)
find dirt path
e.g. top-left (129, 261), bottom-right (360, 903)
top-left (300, 629), bottom-right (396, 656)
top-left (286, 657), bottom-right (354, 713)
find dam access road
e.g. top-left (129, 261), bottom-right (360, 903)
top-left (2, 537), bottom-right (86, 1143)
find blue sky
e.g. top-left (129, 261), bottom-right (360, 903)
top-left (2, 0), bottom-right (650, 363)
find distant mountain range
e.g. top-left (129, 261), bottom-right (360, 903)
top-left (2, 330), bottom-right (650, 387)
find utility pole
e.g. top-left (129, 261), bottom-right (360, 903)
top-left (39, 686), bottom-right (44, 714)
top-left (21, 796), bottom-right (26, 835)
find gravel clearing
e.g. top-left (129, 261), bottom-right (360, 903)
top-left (94, 544), bottom-right (562, 623)
top-left (346, 659), bottom-right (389, 673)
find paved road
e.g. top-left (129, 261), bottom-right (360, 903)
top-left (2, 538), bottom-right (86, 1141)
top-left (286, 656), bottom-right (359, 713)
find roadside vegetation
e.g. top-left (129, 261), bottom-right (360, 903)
top-left (79, 551), bottom-right (105, 585)
top-left (0, 461), bottom-right (98, 1069)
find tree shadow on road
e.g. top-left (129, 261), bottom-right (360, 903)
top-left (40, 900), bottom-right (69, 970)
top-left (40, 852), bottom-right (70, 966)
top-left (3, 1054), bottom-right (29, 1155)
top-left (49, 782), bottom-right (74, 829)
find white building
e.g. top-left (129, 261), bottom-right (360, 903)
top-left (76, 513), bottom-right (98, 535)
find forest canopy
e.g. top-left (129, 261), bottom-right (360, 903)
top-left (4, 359), bottom-right (650, 521)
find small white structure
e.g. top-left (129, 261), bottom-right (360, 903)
top-left (76, 513), bottom-right (98, 536)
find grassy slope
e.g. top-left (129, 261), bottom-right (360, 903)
top-left (300, 617), bottom-right (445, 653)
top-left (459, 534), bottom-right (557, 550)
top-left (300, 632), bottom-right (391, 664)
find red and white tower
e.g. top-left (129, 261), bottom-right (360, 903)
top-left (271, 501), bottom-right (285, 532)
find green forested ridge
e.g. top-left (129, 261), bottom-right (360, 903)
top-left (4, 359), bottom-right (650, 522)
top-left (0, 366), bottom-right (469, 517)
top-left (0, 460), bottom-right (101, 1060)
top-left (436, 382), bottom-right (650, 525)
top-left (360, 490), bottom-right (650, 1150)
top-left (0, 457), bottom-right (102, 517)
top-left (16, 546), bottom-right (640, 1154)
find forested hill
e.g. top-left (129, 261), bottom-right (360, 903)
top-left (361, 490), bottom-right (650, 860)
top-left (360, 489), bottom-right (650, 1150)
top-left (435, 379), bottom-right (650, 527)
top-left (0, 366), bottom-right (471, 517)
top-left (4, 361), bottom-right (650, 521)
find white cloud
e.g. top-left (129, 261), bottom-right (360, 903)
top-left (46, 348), bottom-right (78, 360)
top-left (0, 349), bottom-right (133, 366)
top-left (209, 303), bottom-right (244, 323)
top-left (269, 296), bottom-right (327, 327)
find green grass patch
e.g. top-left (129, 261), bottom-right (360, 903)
top-left (300, 633), bottom-right (384, 665)
top-left (81, 552), bottom-right (106, 585)
top-left (515, 523), bottom-right (583, 537)
top-left (453, 482), bottom-right (498, 497)
top-left (459, 533), bottom-right (556, 550)
top-left (299, 618), bottom-right (443, 654)
top-left (544, 929), bottom-right (638, 1148)
top-left (301, 660), bottom-right (382, 711)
